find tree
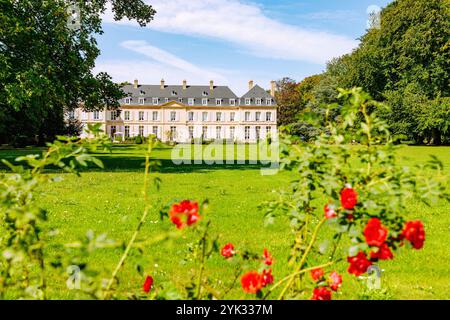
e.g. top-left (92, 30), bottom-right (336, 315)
top-left (0, 0), bottom-right (156, 145)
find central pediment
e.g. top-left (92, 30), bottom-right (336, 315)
top-left (161, 100), bottom-right (186, 108)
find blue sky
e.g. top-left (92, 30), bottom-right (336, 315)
top-left (96, 0), bottom-right (392, 95)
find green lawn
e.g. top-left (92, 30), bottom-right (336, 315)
top-left (1, 145), bottom-right (449, 300)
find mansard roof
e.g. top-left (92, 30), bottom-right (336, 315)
top-left (241, 85), bottom-right (273, 100)
top-left (122, 84), bottom-right (238, 99)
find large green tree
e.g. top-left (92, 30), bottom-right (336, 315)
top-left (0, 0), bottom-right (155, 145)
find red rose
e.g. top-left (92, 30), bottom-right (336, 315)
top-left (241, 271), bottom-right (263, 294)
top-left (340, 187), bottom-right (358, 210)
top-left (402, 220), bottom-right (425, 249)
top-left (169, 200), bottom-right (200, 229)
top-left (143, 275), bottom-right (154, 293)
top-left (263, 248), bottom-right (273, 266)
top-left (261, 269), bottom-right (274, 287)
top-left (311, 287), bottom-right (332, 300)
top-left (370, 243), bottom-right (393, 260)
top-left (221, 243), bottom-right (235, 259)
top-left (329, 271), bottom-right (342, 291)
top-left (310, 268), bottom-right (325, 282)
top-left (347, 251), bottom-right (372, 276)
top-left (324, 204), bottom-right (337, 219)
top-left (364, 218), bottom-right (388, 247)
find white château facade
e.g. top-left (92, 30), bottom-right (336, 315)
top-left (72, 80), bottom-right (278, 143)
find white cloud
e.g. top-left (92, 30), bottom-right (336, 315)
top-left (102, 0), bottom-right (358, 65)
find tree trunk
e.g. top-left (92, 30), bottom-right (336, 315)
top-left (430, 128), bottom-right (442, 146)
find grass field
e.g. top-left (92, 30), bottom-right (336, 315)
top-left (1, 144), bottom-right (449, 300)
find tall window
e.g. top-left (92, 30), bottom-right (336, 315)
top-left (111, 110), bottom-right (118, 121)
top-left (170, 111), bottom-right (176, 122)
top-left (124, 111), bottom-right (130, 121)
top-left (230, 99), bottom-right (236, 106)
top-left (216, 99), bottom-right (222, 106)
top-left (152, 111), bottom-right (158, 121)
top-left (152, 97), bottom-right (158, 105)
top-left (139, 98), bottom-right (145, 105)
top-left (245, 126), bottom-right (250, 140)
top-left (152, 126), bottom-right (158, 137)
top-left (188, 98), bottom-right (194, 106)
top-left (230, 127), bottom-right (235, 139)
top-left (245, 112), bottom-right (251, 122)
top-left (202, 126), bottom-right (208, 139)
top-left (230, 112), bottom-right (235, 122)
top-left (266, 126), bottom-right (271, 136)
top-left (266, 112), bottom-right (272, 122)
top-left (216, 112), bottom-right (222, 122)
top-left (202, 112), bottom-right (208, 122)
top-left (124, 126), bottom-right (130, 138)
top-left (188, 126), bottom-right (194, 139)
top-left (245, 98), bottom-right (251, 105)
top-left (202, 98), bottom-right (208, 106)
top-left (216, 126), bottom-right (221, 140)
top-left (68, 110), bottom-right (75, 120)
top-left (256, 99), bottom-right (262, 106)
top-left (255, 112), bottom-right (261, 122)
top-left (110, 126), bottom-right (116, 138)
top-left (93, 110), bottom-right (100, 120)
top-left (170, 126), bottom-right (177, 141)
top-left (139, 126), bottom-right (144, 137)
top-left (139, 111), bottom-right (144, 121)
top-left (256, 126), bottom-right (261, 140)
top-left (188, 112), bottom-right (194, 122)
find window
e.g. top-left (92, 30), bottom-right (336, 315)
top-left (256, 126), bottom-right (261, 140)
top-left (152, 97), bottom-right (158, 105)
top-left (216, 112), bottom-right (222, 122)
top-left (188, 98), bottom-right (194, 106)
top-left (171, 91), bottom-right (177, 96)
top-left (256, 99), bottom-right (262, 106)
top-left (266, 112), bottom-right (272, 122)
top-left (202, 126), bottom-right (208, 139)
top-left (188, 126), bottom-right (194, 139)
top-left (152, 126), bottom-right (158, 137)
top-left (202, 91), bottom-right (208, 96)
top-left (202, 98), bottom-right (208, 106)
top-left (230, 127), bottom-right (235, 139)
top-left (230, 112), bottom-right (235, 122)
top-left (170, 111), bottom-right (176, 122)
top-left (111, 110), bottom-right (118, 121)
top-left (139, 90), bottom-right (145, 96)
top-left (216, 99), bottom-right (222, 106)
top-left (124, 111), bottom-right (130, 121)
top-left (124, 126), bottom-right (130, 138)
top-left (266, 126), bottom-right (272, 136)
top-left (216, 126), bottom-right (221, 140)
top-left (255, 112), bottom-right (261, 122)
top-left (188, 112), bottom-right (194, 122)
top-left (202, 112), bottom-right (208, 122)
top-left (245, 126), bottom-right (250, 140)
top-left (165, 98), bottom-right (169, 103)
top-left (170, 126), bottom-right (177, 141)
top-left (230, 99), bottom-right (236, 106)
top-left (68, 110), bottom-right (75, 120)
top-left (139, 126), bottom-right (144, 137)
top-left (93, 110), bottom-right (100, 120)
top-left (152, 111), bottom-right (158, 121)
top-left (266, 98), bottom-right (272, 106)
top-left (110, 126), bottom-right (116, 138)
top-left (139, 97), bottom-right (145, 105)
top-left (139, 111), bottom-right (145, 121)
top-left (245, 112), bottom-right (251, 122)
top-left (125, 98), bottom-right (131, 105)
top-left (245, 98), bottom-right (251, 105)
top-left (178, 98), bottom-right (183, 103)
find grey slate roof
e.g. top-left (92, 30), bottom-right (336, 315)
top-left (241, 85), bottom-right (273, 99)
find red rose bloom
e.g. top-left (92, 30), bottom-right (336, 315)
top-left (143, 275), bottom-right (154, 293)
top-left (169, 200), bottom-right (200, 229)
top-left (324, 204), bottom-right (337, 219)
top-left (340, 187), bottom-right (358, 210)
top-left (311, 287), bottom-right (332, 300)
top-left (261, 269), bottom-right (274, 287)
top-left (241, 271), bottom-right (263, 294)
top-left (364, 218), bottom-right (388, 247)
top-left (221, 243), bottom-right (235, 258)
top-left (402, 220), bottom-right (425, 249)
top-left (263, 248), bottom-right (273, 266)
top-left (329, 271), bottom-right (342, 292)
top-left (310, 268), bottom-right (325, 282)
top-left (347, 251), bottom-right (372, 276)
top-left (370, 242), bottom-right (393, 260)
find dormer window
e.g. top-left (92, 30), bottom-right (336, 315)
top-left (139, 98), bottom-right (145, 105)
top-left (125, 97), bottom-right (131, 105)
top-left (188, 98), bottom-right (194, 106)
top-left (165, 98), bottom-right (169, 103)
top-left (216, 99), bottom-right (222, 106)
top-left (256, 98), bottom-right (262, 106)
top-left (152, 97), bottom-right (158, 105)
top-left (202, 98), bottom-right (208, 106)
top-left (178, 98), bottom-right (183, 103)
top-left (230, 99), bottom-right (236, 106)
top-left (171, 91), bottom-right (177, 96)
top-left (139, 91), bottom-right (145, 96)
top-left (266, 98), bottom-right (272, 105)
top-left (202, 91), bottom-right (208, 96)
top-left (245, 98), bottom-right (251, 106)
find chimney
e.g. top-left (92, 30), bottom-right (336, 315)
top-left (183, 80), bottom-right (187, 90)
top-left (160, 79), bottom-right (165, 89)
top-left (248, 80), bottom-right (254, 90)
top-left (210, 80), bottom-right (214, 91)
top-left (270, 80), bottom-right (276, 97)
top-left (133, 79), bottom-right (139, 89)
